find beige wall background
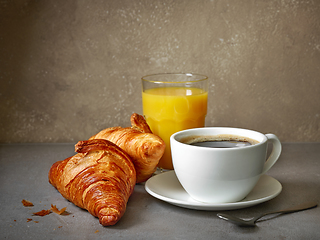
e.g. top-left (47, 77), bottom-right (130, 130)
top-left (0, 0), bottom-right (319, 143)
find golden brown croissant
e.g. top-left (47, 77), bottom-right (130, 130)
top-left (48, 139), bottom-right (136, 226)
top-left (90, 113), bottom-right (165, 183)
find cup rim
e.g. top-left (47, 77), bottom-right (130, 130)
top-left (141, 72), bottom-right (208, 84)
top-left (171, 127), bottom-right (268, 150)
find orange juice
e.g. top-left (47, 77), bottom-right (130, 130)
top-left (142, 87), bottom-right (208, 169)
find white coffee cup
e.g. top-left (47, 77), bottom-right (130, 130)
top-left (170, 127), bottom-right (282, 203)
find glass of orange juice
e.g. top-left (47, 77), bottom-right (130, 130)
top-left (141, 73), bottom-right (208, 170)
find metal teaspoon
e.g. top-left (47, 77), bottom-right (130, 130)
top-left (217, 201), bottom-right (317, 227)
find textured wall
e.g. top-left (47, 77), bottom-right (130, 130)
top-left (0, 0), bottom-right (319, 143)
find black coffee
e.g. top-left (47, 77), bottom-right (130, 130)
top-left (190, 140), bottom-right (252, 148)
top-left (180, 134), bottom-right (259, 148)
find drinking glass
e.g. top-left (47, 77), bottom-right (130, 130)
top-left (141, 73), bottom-right (208, 170)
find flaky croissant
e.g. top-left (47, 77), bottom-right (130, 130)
top-left (90, 113), bottom-right (165, 183)
top-left (48, 139), bottom-right (136, 226)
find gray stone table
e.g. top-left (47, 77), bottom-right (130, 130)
top-left (1, 143), bottom-right (319, 239)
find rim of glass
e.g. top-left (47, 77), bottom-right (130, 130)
top-left (141, 73), bottom-right (208, 84)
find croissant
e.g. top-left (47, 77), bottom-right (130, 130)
top-left (90, 113), bottom-right (165, 183)
top-left (48, 139), bottom-right (136, 226)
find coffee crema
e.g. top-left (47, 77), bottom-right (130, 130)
top-left (180, 134), bottom-right (260, 148)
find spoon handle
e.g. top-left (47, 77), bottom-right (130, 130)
top-left (255, 201), bottom-right (318, 222)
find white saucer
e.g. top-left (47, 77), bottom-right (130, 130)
top-left (145, 171), bottom-right (282, 211)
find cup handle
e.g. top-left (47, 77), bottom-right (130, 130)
top-left (261, 134), bottom-right (282, 174)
